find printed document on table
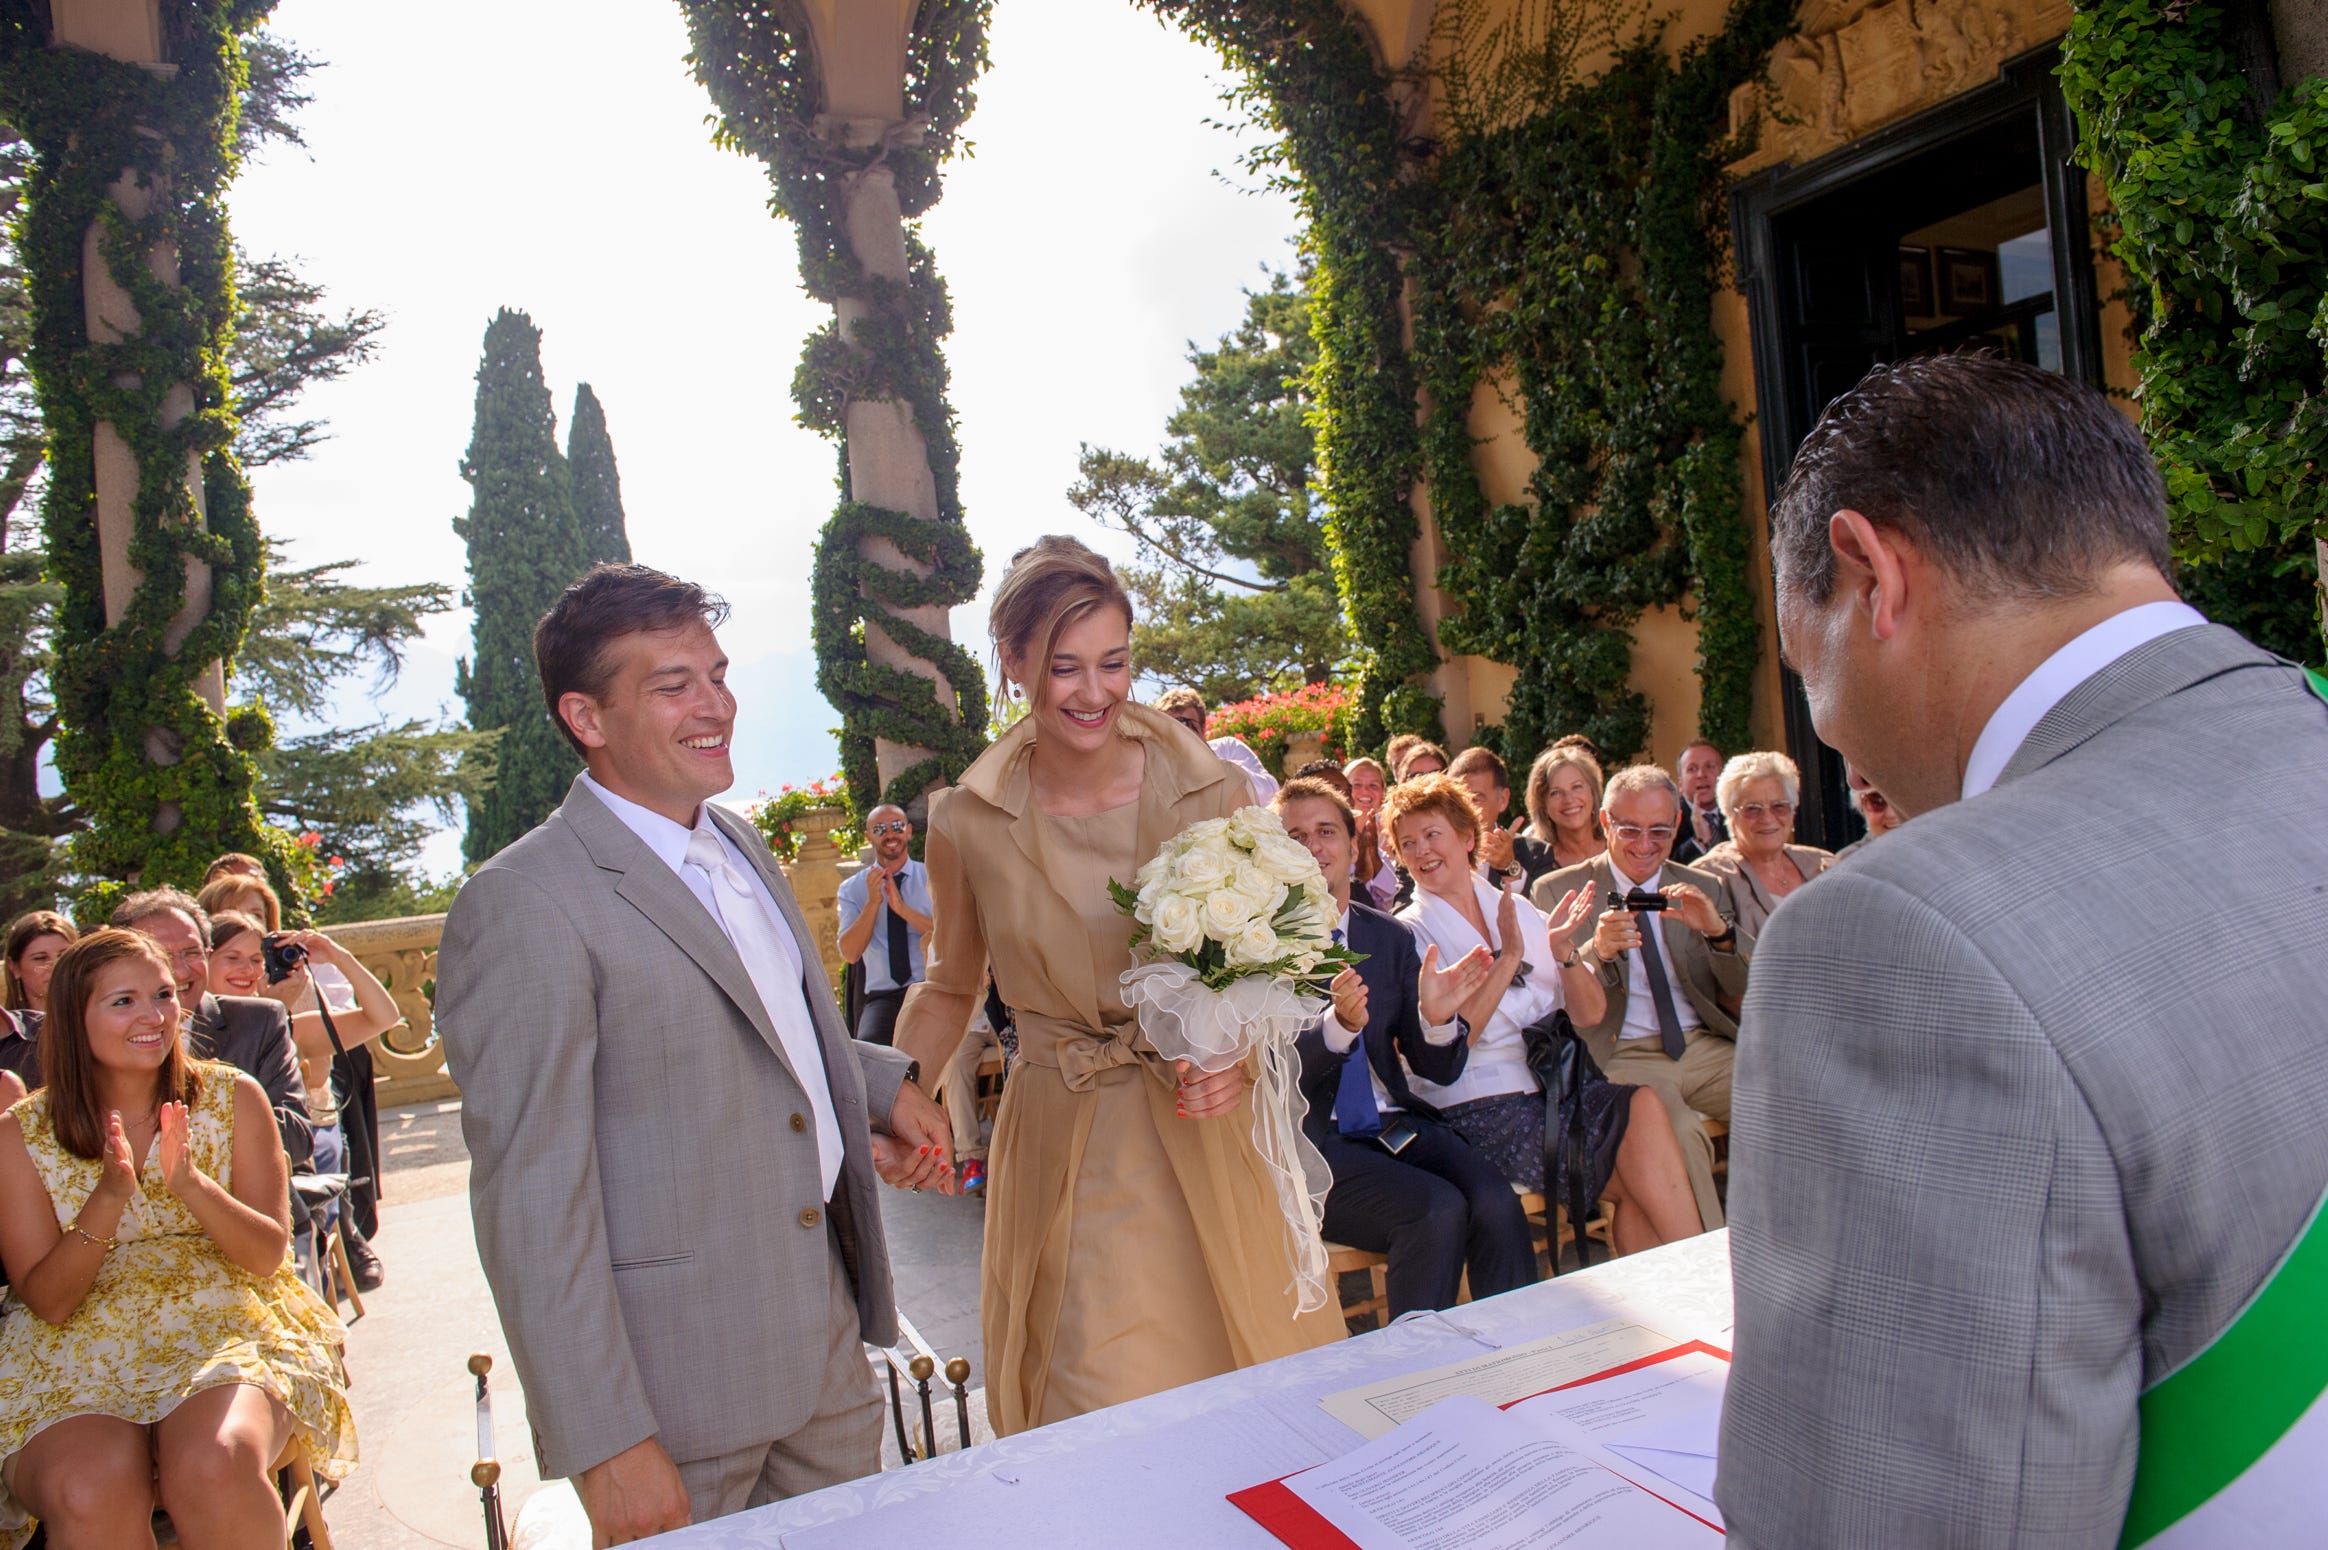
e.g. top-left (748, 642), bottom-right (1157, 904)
top-left (1320, 1317), bottom-right (1683, 1439)
top-left (1509, 1345), bottom-right (1729, 1529)
top-left (1281, 1394), bottom-right (1723, 1550)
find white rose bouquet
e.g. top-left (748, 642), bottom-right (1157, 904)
top-left (1109, 806), bottom-right (1361, 1315)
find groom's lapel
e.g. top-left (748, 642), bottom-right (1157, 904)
top-left (559, 779), bottom-right (796, 1078)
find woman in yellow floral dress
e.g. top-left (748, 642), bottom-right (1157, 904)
top-left (0, 929), bottom-right (355, 1549)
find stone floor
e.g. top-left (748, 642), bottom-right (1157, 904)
top-left (319, 1101), bottom-right (991, 1548)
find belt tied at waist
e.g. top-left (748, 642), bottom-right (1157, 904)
top-left (1013, 1013), bottom-right (1172, 1094)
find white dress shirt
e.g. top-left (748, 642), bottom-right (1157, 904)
top-left (1320, 905), bottom-right (1460, 1116)
top-left (1961, 600), bottom-right (2205, 800)
top-left (1610, 862), bottom-right (1706, 1047)
top-left (580, 773), bottom-right (844, 1197)
top-left (1398, 878), bottom-right (1559, 1107)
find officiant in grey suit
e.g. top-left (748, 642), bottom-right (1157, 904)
top-left (1721, 354), bottom-right (2328, 1546)
top-left (438, 565), bottom-right (956, 1544)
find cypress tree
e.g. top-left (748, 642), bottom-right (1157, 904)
top-left (567, 383), bottom-right (632, 566)
top-left (454, 308), bottom-right (587, 864)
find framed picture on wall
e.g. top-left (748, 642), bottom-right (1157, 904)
top-left (1938, 246), bottom-right (2001, 316)
top-left (1898, 246), bottom-right (1935, 316)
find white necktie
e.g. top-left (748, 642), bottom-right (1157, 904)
top-left (685, 824), bottom-right (842, 1198)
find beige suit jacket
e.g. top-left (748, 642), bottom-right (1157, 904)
top-left (1530, 854), bottom-right (1753, 1066)
top-left (437, 777), bottom-right (912, 1479)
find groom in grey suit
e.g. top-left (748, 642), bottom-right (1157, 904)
top-left (438, 565), bottom-right (955, 1543)
top-left (1721, 354), bottom-right (2328, 1545)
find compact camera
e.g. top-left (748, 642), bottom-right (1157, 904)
top-left (262, 934), bottom-right (308, 985)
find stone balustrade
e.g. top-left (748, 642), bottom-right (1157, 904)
top-left (334, 807), bottom-right (859, 1109)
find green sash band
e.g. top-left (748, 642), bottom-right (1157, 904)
top-left (2117, 663), bottom-right (2328, 1545)
top-left (2118, 1133), bottom-right (2328, 1544)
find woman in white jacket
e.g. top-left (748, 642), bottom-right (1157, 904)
top-left (1385, 774), bottom-right (1701, 1257)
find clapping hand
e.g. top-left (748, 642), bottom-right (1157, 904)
top-left (1494, 888), bottom-right (1526, 963)
top-left (1417, 941), bottom-right (1495, 1025)
top-left (1541, 886), bottom-right (1595, 960)
top-left (94, 1110), bottom-right (138, 1202)
top-left (156, 1100), bottom-right (197, 1196)
top-left (878, 868), bottom-right (906, 911)
top-left (1480, 824), bottom-right (1517, 873)
top-left (1662, 882), bottom-right (1726, 938)
top-left (1353, 814), bottom-right (1383, 882)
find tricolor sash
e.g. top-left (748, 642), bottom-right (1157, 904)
top-left (2118, 662), bottom-right (2328, 1546)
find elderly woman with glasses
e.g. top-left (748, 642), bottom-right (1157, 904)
top-left (1694, 751), bottom-right (1834, 938)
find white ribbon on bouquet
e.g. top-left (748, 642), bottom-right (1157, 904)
top-left (1121, 962), bottom-right (1334, 1316)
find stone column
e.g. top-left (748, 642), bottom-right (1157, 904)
top-left (806, 0), bottom-right (960, 804)
top-left (52, 0), bottom-right (228, 746)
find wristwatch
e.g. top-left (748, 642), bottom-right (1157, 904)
top-left (1500, 862), bottom-right (1526, 884)
top-left (1706, 923), bottom-right (1738, 950)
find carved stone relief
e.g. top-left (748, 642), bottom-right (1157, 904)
top-left (1727, 0), bottom-right (2072, 174)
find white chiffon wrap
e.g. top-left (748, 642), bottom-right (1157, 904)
top-left (1120, 962), bottom-right (1334, 1317)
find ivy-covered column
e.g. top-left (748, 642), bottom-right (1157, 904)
top-left (678, 0), bottom-right (989, 821)
top-left (0, 0), bottom-right (288, 915)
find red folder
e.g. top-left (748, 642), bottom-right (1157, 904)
top-left (1229, 1340), bottom-right (1732, 1547)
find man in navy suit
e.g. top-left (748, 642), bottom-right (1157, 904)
top-left (1274, 778), bottom-right (1538, 1318)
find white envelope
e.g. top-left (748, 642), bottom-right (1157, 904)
top-left (1607, 1396), bottom-right (1723, 1508)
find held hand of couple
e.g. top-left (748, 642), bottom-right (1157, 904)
top-left (872, 1082), bottom-right (956, 1195)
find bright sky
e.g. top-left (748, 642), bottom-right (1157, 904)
top-left (229, 0), bottom-right (1300, 877)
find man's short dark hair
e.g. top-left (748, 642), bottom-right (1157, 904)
top-left (1273, 777), bottom-right (1358, 836)
top-left (1289, 759), bottom-right (1352, 798)
top-left (1771, 354), bottom-right (2170, 607)
top-left (1447, 746), bottom-right (1510, 790)
top-left (112, 887), bottom-right (210, 946)
top-left (534, 564), bottom-right (731, 757)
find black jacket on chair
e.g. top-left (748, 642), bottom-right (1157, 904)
top-left (187, 992), bottom-right (314, 1166)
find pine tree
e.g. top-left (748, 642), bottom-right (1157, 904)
top-left (455, 309), bottom-right (587, 864)
top-left (1067, 267), bottom-right (1351, 705)
top-left (567, 383), bottom-right (632, 566)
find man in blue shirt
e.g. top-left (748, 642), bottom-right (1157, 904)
top-left (835, 804), bottom-right (932, 1046)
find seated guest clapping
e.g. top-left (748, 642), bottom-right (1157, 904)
top-left (1531, 764), bottom-right (1749, 1231)
top-left (1343, 757), bottom-right (1402, 912)
top-left (1693, 751), bottom-right (1833, 938)
top-left (1449, 747), bottom-right (1553, 893)
top-left (112, 890), bottom-right (312, 1169)
top-left (0, 929), bottom-right (355, 1549)
top-left (1272, 780), bottom-right (1526, 1317)
top-left (1389, 776), bottom-right (1702, 1257)
top-left (1521, 745), bottom-right (1605, 873)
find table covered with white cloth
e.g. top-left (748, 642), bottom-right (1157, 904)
top-left (648, 1231), bottom-right (1735, 1549)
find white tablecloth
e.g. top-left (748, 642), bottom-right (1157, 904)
top-left (648, 1231), bottom-right (1733, 1548)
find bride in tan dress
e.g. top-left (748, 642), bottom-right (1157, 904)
top-left (896, 536), bottom-right (1340, 1434)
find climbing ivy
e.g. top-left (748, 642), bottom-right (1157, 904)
top-left (677, 1), bottom-right (989, 815)
top-left (1145, 0), bottom-right (1446, 753)
top-left (1152, 0), bottom-right (1779, 762)
top-left (0, 5), bottom-right (299, 921)
top-left (1411, 0), bottom-right (1789, 761)
top-left (2059, 0), bottom-right (2328, 651)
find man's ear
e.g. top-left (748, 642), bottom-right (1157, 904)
top-left (1828, 508), bottom-right (1912, 643)
top-left (557, 692), bottom-right (610, 751)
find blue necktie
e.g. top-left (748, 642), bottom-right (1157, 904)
top-left (1330, 927), bottom-right (1382, 1137)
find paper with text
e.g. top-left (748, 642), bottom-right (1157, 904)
top-left (1284, 1394), bottom-right (1723, 1550)
top-left (1510, 1347), bottom-right (1729, 1528)
top-left (1320, 1318), bottom-right (1682, 1440)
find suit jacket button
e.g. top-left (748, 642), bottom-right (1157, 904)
top-left (789, 1112), bottom-right (807, 1133)
top-left (800, 1207), bottom-right (821, 1228)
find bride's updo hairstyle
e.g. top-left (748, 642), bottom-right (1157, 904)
top-left (988, 535), bottom-right (1134, 706)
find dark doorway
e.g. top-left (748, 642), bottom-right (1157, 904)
top-left (1730, 46), bottom-right (2103, 846)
